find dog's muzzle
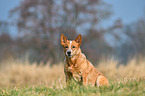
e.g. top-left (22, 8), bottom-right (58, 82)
top-left (66, 51), bottom-right (72, 57)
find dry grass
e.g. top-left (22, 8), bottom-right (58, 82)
top-left (0, 57), bottom-right (145, 88)
top-left (0, 60), bottom-right (65, 88)
top-left (97, 57), bottom-right (145, 82)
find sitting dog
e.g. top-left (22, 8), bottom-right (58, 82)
top-left (61, 34), bottom-right (109, 87)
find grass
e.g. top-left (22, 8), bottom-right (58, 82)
top-left (0, 57), bottom-right (145, 95)
top-left (0, 80), bottom-right (145, 96)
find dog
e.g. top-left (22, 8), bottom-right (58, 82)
top-left (61, 34), bottom-right (109, 87)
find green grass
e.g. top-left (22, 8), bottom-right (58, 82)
top-left (0, 80), bottom-right (145, 96)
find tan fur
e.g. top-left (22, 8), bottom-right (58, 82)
top-left (61, 34), bottom-right (109, 87)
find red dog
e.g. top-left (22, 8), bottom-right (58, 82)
top-left (61, 34), bottom-right (109, 87)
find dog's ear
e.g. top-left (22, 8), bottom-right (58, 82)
top-left (61, 34), bottom-right (68, 45)
top-left (75, 34), bottom-right (82, 46)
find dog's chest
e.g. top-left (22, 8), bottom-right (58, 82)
top-left (65, 57), bottom-right (84, 82)
top-left (68, 64), bottom-right (82, 82)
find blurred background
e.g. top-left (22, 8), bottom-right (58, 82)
top-left (1, 0), bottom-right (145, 88)
top-left (0, 0), bottom-right (145, 65)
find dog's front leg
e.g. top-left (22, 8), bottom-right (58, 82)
top-left (82, 73), bottom-right (88, 86)
top-left (65, 71), bottom-right (73, 86)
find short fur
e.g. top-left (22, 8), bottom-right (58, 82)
top-left (61, 34), bottom-right (109, 87)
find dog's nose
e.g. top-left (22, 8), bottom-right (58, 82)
top-left (67, 51), bottom-right (71, 55)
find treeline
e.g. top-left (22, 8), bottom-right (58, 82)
top-left (0, 22), bottom-right (112, 64)
top-left (0, 0), bottom-right (145, 65)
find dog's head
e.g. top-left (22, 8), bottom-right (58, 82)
top-left (61, 34), bottom-right (82, 58)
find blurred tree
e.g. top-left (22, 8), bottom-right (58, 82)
top-left (105, 17), bottom-right (145, 63)
top-left (0, 21), bottom-right (9, 35)
top-left (10, 0), bottom-right (112, 64)
top-left (0, 21), bottom-right (14, 61)
top-left (119, 18), bottom-right (145, 62)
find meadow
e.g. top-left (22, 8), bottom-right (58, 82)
top-left (0, 57), bottom-right (145, 96)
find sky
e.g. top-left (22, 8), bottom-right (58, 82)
top-left (103, 0), bottom-right (145, 27)
top-left (0, 0), bottom-right (145, 36)
top-left (0, 0), bottom-right (20, 21)
top-left (0, 0), bottom-right (20, 37)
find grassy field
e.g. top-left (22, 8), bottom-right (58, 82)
top-left (0, 80), bottom-right (145, 96)
top-left (0, 57), bottom-right (145, 96)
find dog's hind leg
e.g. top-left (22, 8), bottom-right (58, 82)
top-left (96, 75), bottom-right (109, 87)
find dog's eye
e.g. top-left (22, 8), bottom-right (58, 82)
top-left (65, 46), bottom-right (68, 48)
top-left (72, 46), bottom-right (75, 48)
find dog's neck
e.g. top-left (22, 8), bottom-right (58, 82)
top-left (66, 48), bottom-right (81, 66)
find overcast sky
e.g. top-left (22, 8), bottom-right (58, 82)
top-left (0, 0), bottom-right (145, 36)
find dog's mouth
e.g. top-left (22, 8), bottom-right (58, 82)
top-left (67, 54), bottom-right (72, 58)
